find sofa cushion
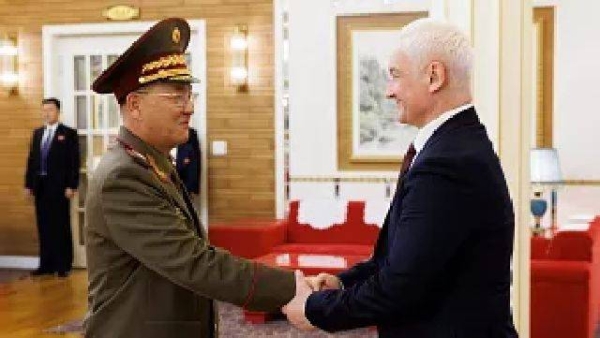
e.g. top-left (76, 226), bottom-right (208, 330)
top-left (286, 201), bottom-right (379, 245)
top-left (271, 243), bottom-right (373, 256)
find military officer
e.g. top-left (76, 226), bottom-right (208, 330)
top-left (84, 18), bottom-right (296, 338)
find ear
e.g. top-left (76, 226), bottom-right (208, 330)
top-left (427, 61), bottom-right (446, 93)
top-left (125, 92), bottom-right (143, 121)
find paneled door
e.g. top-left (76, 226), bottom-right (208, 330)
top-left (43, 22), bottom-right (207, 268)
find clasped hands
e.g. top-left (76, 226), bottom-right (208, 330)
top-left (281, 270), bottom-right (341, 331)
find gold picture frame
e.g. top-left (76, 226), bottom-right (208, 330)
top-left (533, 7), bottom-right (554, 148)
top-left (337, 12), bottom-right (427, 171)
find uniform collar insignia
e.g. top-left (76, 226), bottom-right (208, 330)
top-left (117, 138), bottom-right (150, 168)
top-left (117, 127), bottom-right (175, 182)
top-left (147, 154), bottom-right (169, 182)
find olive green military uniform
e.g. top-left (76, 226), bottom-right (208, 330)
top-left (84, 127), bottom-right (294, 338)
top-left (83, 18), bottom-right (295, 338)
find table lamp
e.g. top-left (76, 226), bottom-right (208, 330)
top-left (530, 191), bottom-right (547, 235)
top-left (530, 148), bottom-right (562, 235)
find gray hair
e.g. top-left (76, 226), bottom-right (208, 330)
top-left (396, 18), bottom-right (473, 91)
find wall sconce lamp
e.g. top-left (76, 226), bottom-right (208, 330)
top-left (230, 25), bottom-right (248, 92)
top-left (0, 34), bottom-right (19, 95)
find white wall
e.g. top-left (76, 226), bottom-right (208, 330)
top-left (553, 1), bottom-right (600, 179)
top-left (532, 0), bottom-right (600, 228)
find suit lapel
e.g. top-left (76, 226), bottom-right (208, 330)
top-left (35, 128), bottom-right (43, 155)
top-left (163, 179), bottom-right (194, 219)
top-left (171, 174), bottom-right (205, 237)
top-left (146, 160), bottom-right (200, 236)
top-left (47, 124), bottom-right (63, 156)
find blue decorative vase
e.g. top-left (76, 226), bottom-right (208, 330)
top-left (530, 192), bottom-right (548, 235)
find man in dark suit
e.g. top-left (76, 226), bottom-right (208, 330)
top-left (175, 127), bottom-right (201, 196)
top-left (283, 19), bottom-right (519, 337)
top-left (25, 98), bottom-right (79, 277)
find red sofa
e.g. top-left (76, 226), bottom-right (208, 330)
top-left (531, 216), bottom-right (600, 338)
top-left (210, 200), bottom-right (381, 324)
top-left (209, 200), bottom-right (380, 260)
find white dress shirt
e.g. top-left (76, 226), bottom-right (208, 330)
top-left (40, 122), bottom-right (59, 149)
top-left (412, 103), bottom-right (474, 162)
top-left (170, 147), bottom-right (178, 163)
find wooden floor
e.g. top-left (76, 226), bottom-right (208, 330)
top-left (0, 270), bottom-right (87, 338)
top-left (0, 269), bottom-right (376, 338)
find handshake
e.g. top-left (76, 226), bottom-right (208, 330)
top-left (281, 270), bottom-right (341, 331)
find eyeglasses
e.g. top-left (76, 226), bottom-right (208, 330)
top-left (135, 91), bottom-right (199, 107)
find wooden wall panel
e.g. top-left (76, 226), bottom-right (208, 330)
top-left (0, 0), bottom-right (276, 255)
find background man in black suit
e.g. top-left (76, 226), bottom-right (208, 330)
top-left (25, 98), bottom-right (79, 277)
top-left (283, 19), bottom-right (519, 337)
top-left (175, 127), bottom-right (201, 198)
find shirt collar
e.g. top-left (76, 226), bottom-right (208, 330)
top-left (45, 122), bottom-right (59, 130)
top-left (413, 103), bottom-right (474, 154)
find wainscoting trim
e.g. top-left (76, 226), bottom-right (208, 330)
top-left (0, 256), bottom-right (39, 269)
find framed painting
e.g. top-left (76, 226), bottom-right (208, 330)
top-left (337, 12), bottom-right (427, 171)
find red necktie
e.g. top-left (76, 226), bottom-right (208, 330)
top-left (399, 143), bottom-right (416, 177)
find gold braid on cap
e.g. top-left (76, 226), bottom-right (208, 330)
top-left (139, 68), bottom-right (192, 85)
top-left (141, 54), bottom-right (187, 74)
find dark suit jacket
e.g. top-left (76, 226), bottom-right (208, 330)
top-left (176, 128), bottom-right (201, 194)
top-left (25, 123), bottom-right (79, 192)
top-left (306, 107), bottom-right (518, 338)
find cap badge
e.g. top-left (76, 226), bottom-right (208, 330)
top-left (172, 27), bottom-right (181, 44)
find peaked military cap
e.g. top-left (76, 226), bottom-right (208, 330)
top-left (92, 17), bottom-right (197, 102)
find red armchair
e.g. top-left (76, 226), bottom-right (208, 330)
top-left (530, 217), bottom-right (600, 338)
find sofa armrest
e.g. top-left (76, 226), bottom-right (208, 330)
top-left (208, 219), bottom-right (287, 259)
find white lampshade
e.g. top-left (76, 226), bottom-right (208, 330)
top-left (530, 148), bottom-right (562, 183)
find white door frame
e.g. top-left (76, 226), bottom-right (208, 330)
top-left (42, 20), bottom-right (208, 265)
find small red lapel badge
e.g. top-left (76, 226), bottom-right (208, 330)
top-left (57, 135), bottom-right (65, 141)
